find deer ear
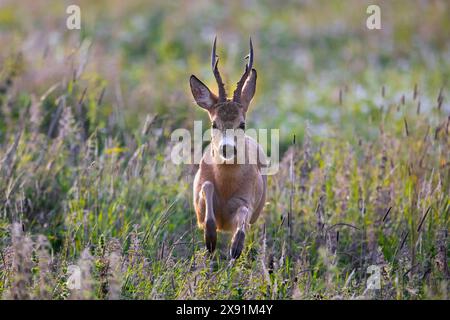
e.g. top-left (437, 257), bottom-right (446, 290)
top-left (190, 75), bottom-right (218, 110)
top-left (240, 69), bottom-right (257, 112)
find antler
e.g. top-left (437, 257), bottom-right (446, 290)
top-left (212, 36), bottom-right (227, 102)
top-left (233, 37), bottom-right (254, 103)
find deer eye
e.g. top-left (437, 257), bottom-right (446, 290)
top-left (212, 121), bottom-right (218, 129)
top-left (238, 122), bottom-right (246, 130)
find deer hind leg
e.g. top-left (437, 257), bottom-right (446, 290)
top-left (200, 181), bottom-right (217, 253)
top-left (230, 206), bottom-right (250, 259)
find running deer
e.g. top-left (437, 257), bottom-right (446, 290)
top-left (190, 37), bottom-right (267, 259)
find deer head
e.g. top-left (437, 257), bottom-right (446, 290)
top-left (190, 37), bottom-right (257, 161)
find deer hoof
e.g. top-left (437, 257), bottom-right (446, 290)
top-left (230, 229), bottom-right (245, 259)
top-left (204, 219), bottom-right (217, 253)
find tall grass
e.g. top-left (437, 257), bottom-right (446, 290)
top-left (0, 0), bottom-right (449, 299)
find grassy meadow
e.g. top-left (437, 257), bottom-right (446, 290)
top-left (0, 0), bottom-right (449, 299)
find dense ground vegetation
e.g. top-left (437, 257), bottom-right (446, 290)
top-left (0, 0), bottom-right (448, 299)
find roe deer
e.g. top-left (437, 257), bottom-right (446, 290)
top-left (190, 37), bottom-right (267, 259)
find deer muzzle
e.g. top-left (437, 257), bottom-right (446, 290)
top-left (218, 136), bottom-right (237, 161)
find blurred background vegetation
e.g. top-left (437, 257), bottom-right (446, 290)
top-left (0, 0), bottom-right (448, 299)
top-left (1, 0), bottom-right (449, 147)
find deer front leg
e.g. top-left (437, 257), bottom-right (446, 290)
top-left (200, 181), bottom-right (217, 253)
top-left (230, 206), bottom-right (250, 259)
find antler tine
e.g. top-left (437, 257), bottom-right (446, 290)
top-left (211, 36), bottom-right (217, 70)
top-left (247, 37), bottom-right (254, 71)
top-left (233, 37), bottom-right (254, 103)
top-left (211, 36), bottom-right (227, 102)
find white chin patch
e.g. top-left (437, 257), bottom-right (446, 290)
top-left (220, 151), bottom-right (234, 161)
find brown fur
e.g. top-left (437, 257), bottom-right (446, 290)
top-left (193, 137), bottom-right (267, 231)
top-left (189, 40), bottom-right (266, 259)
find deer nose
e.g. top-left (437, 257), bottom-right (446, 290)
top-left (220, 143), bottom-right (237, 160)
